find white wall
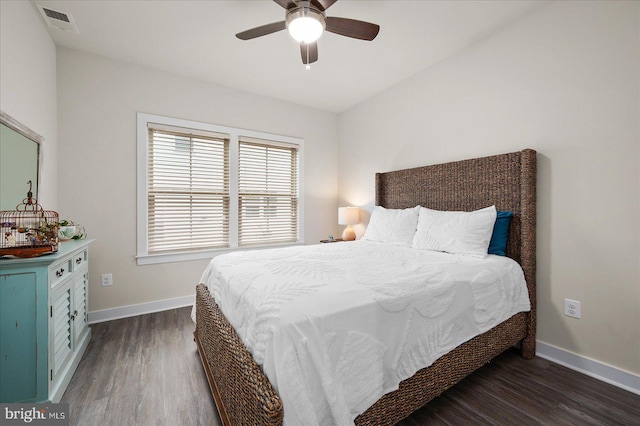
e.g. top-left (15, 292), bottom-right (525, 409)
top-left (0, 1), bottom-right (57, 209)
top-left (57, 48), bottom-right (338, 313)
top-left (339, 0), bottom-right (639, 376)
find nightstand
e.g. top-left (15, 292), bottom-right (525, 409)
top-left (320, 238), bottom-right (344, 243)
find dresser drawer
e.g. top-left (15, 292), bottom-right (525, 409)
top-left (49, 258), bottom-right (72, 289)
top-left (71, 248), bottom-right (88, 271)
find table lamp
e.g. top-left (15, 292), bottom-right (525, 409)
top-left (338, 207), bottom-right (359, 241)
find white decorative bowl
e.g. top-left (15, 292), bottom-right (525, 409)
top-left (59, 226), bottom-right (77, 241)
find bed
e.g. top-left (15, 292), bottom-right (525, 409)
top-left (194, 148), bottom-right (537, 425)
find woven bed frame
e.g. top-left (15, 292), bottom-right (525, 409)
top-left (194, 148), bottom-right (537, 425)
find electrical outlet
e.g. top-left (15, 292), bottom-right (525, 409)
top-left (101, 273), bottom-right (113, 287)
top-left (564, 298), bottom-right (581, 319)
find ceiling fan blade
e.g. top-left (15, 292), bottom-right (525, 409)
top-left (325, 17), bottom-right (380, 41)
top-left (236, 21), bottom-right (286, 40)
top-left (273, 0), bottom-right (297, 9)
top-left (311, 0), bottom-right (338, 11)
top-left (300, 42), bottom-right (318, 64)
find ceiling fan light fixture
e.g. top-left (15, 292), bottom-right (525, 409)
top-left (236, 0), bottom-right (379, 66)
top-left (286, 5), bottom-right (325, 43)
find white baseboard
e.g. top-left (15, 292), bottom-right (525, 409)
top-left (536, 341), bottom-right (640, 395)
top-left (87, 294), bottom-right (195, 324)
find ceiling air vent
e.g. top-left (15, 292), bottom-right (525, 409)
top-left (36, 4), bottom-right (80, 34)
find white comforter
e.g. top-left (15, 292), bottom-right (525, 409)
top-left (196, 240), bottom-right (530, 425)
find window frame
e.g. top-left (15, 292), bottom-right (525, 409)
top-left (136, 113), bottom-right (304, 265)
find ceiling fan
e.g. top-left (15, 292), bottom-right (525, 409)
top-left (236, 0), bottom-right (380, 67)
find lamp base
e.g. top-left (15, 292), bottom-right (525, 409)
top-left (342, 226), bottom-right (356, 241)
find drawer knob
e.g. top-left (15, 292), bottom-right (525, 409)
top-left (76, 257), bottom-right (82, 264)
top-left (56, 268), bottom-right (65, 277)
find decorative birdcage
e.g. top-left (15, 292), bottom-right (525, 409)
top-left (0, 181), bottom-right (59, 258)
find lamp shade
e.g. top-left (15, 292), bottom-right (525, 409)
top-left (338, 207), bottom-right (359, 225)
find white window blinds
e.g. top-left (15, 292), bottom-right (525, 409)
top-left (147, 125), bottom-right (229, 253)
top-left (238, 138), bottom-right (298, 246)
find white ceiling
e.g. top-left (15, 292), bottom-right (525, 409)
top-left (32, 0), bottom-right (546, 113)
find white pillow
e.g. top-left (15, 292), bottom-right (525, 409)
top-left (362, 206), bottom-right (420, 247)
top-left (412, 206), bottom-right (497, 257)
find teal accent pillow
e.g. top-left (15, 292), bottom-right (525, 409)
top-left (488, 211), bottom-right (513, 256)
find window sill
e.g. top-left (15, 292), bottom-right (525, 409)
top-left (136, 241), bottom-right (305, 266)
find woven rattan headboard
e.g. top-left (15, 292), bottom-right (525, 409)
top-left (375, 149), bottom-right (537, 354)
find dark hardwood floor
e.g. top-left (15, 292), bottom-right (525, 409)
top-left (62, 307), bottom-right (640, 425)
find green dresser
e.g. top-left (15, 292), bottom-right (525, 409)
top-left (0, 239), bottom-right (93, 403)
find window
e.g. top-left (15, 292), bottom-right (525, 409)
top-left (239, 138), bottom-right (298, 246)
top-left (147, 125), bottom-right (229, 253)
top-left (137, 113), bottom-right (303, 265)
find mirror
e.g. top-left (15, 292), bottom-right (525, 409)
top-left (0, 110), bottom-right (43, 210)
